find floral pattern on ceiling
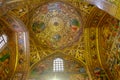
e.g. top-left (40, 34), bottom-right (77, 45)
top-left (31, 2), bottom-right (83, 50)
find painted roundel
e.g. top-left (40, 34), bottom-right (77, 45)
top-left (31, 2), bottom-right (83, 49)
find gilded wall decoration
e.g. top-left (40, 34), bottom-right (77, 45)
top-left (84, 7), bottom-right (109, 79)
top-left (0, 23), bottom-right (16, 80)
top-left (106, 0), bottom-right (120, 5)
top-left (99, 14), bottom-right (120, 79)
top-left (0, 14), bottom-right (29, 80)
top-left (69, 74), bottom-right (89, 80)
top-left (0, 47), bottom-right (10, 80)
top-left (1, 0), bottom-right (120, 80)
top-left (30, 39), bottom-right (40, 67)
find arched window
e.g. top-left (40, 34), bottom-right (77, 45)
top-left (53, 58), bottom-right (64, 72)
top-left (0, 34), bottom-right (7, 50)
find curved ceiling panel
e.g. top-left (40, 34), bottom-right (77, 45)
top-left (31, 2), bottom-right (83, 50)
top-left (29, 53), bottom-right (87, 80)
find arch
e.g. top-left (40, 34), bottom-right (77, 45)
top-left (0, 14), bottom-right (29, 80)
top-left (29, 53), bottom-right (89, 80)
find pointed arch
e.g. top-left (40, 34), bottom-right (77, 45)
top-left (0, 14), bottom-right (29, 80)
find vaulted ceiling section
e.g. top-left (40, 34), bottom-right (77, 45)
top-left (0, 0), bottom-right (120, 80)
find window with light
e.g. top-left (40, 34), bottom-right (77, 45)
top-left (53, 58), bottom-right (64, 72)
top-left (0, 34), bottom-right (7, 50)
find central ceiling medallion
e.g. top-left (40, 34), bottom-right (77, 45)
top-left (48, 17), bottom-right (64, 32)
top-left (31, 2), bottom-right (83, 50)
top-left (54, 22), bottom-right (59, 26)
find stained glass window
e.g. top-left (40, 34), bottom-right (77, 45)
top-left (0, 34), bottom-right (7, 50)
top-left (53, 58), bottom-right (64, 72)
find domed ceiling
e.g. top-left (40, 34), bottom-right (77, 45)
top-left (31, 2), bottom-right (83, 50)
